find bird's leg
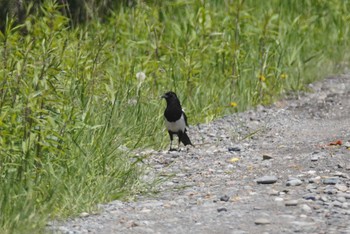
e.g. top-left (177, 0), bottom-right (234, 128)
top-left (168, 131), bottom-right (176, 151)
top-left (169, 140), bottom-right (173, 151)
top-left (177, 132), bottom-right (182, 151)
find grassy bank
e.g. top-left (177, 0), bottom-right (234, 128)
top-left (0, 0), bottom-right (349, 232)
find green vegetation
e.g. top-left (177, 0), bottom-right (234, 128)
top-left (0, 0), bottom-right (349, 232)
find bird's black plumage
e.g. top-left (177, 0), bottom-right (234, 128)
top-left (161, 91), bottom-right (193, 151)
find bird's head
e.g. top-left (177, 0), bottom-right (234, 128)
top-left (161, 91), bottom-right (177, 100)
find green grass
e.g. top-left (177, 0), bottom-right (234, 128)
top-left (0, 0), bottom-right (349, 232)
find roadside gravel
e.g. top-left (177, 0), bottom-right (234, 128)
top-left (51, 74), bottom-right (350, 234)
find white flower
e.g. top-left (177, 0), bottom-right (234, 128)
top-left (136, 71), bottom-right (146, 92)
top-left (136, 72), bottom-right (146, 82)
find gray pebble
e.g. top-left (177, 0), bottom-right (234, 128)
top-left (217, 207), bottom-right (227, 212)
top-left (332, 201), bottom-right (343, 208)
top-left (338, 192), bottom-right (350, 199)
top-left (335, 184), bottom-right (348, 192)
top-left (256, 176), bottom-right (278, 184)
top-left (286, 178), bottom-right (303, 186)
top-left (269, 189), bottom-right (279, 196)
top-left (301, 204), bottom-right (312, 213)
top-left (262, 154), bottom-right (273, 160)
top-left (254, 218), bottom-right (271, 225)
top-left (291, 221), bottom-right (315, 232)
top-left (310, 151), bottom-right (327, 161)
top-left (220, 195), bottom-right (230, 202)
top-left (333, 172), bottom-right (348, 178)
top-left (336, 196), bottom-right (346, 203)
top-left (228, 147), bottom-right (241, 152)
top-left (311, 155), bottom-right (319, 162)
top-left (285, 200), bottom-right (298, 206)
top-left (309, 177), bottom-right (321, 183)
top-left (324, 187), bottom-right (337, 195)
top-left (303, 193), bottom-right (317, 201)
top-left (306, 184), bottom-right (318, 191)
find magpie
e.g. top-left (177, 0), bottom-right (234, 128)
top-left (161, 91), bottom-right (193, 151)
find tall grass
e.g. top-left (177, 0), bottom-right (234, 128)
top-left (0, 0), bottom-right (349, 232)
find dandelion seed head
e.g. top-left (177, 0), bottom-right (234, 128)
top-left (136, 72), bottom-right (146, 82)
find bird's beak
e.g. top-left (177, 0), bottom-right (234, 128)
top-left (161, 94), bottom-right (167, 99)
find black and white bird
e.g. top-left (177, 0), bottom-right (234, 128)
top-left (161, 91), bottom-right (193, 151)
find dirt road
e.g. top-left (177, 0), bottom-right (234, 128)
top-left (52, 75), bottom-right (350, 234)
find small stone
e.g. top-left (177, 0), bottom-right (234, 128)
top-left (338, 192), bottom-right (350, 199)
top-left (254, 218), bottom-right (271, 225)
top-left (79, 212), bottom-right (89, 217)
top-left (263, 154), bottom-right (273, 160)
top-left (140, 208), bottom-right (152, 213)
top-left (275, 197), bottom-right (284, 202)
top-left (285, 200), bottom-right (298, 206)
top-left (311, 155), bottom-right (319, 162)
top-left (333, 172), bottom-right (348, 178)
top-left (256, 176), bottom-right (278, 184)
top-left (307, 170), bottom-right (317, 175)
top-left (335, 184), bottom-right (348, 192)
top-left (324, 187), bottom-right (337, 194)
top-left (228, 147), bottom-right (241, 152)
top-left (286, 178), bottom-right (303, 186)
top-left (344, 141), bottom-right (350, 148)
top-left (332, 201), bottom-right (343, 208)
top-left (310, 152), bottom-right (324, 161)
top-left (301, 204), bottom-right (312, 213)
top-left (303, 193), bottom-right (317, 201)
top-left (309, 176), bottom-right (321, 184)
top-left (269, 189), bottom-right (279, 196)
top-left (323, 177), bottom-right (339, 185)
top-left (306, 184), bottom-right (318, 191)
top-left (291, 221), bottom-right (315, 229)
top-left (337, 196), bottom-right (346, 203)
top-left (342, 202), bottom-right (349, 209)
top-left (217, 207), bottom-right (227, 212)
top-left (220, 195), bottom-right (230, 202)
top-left (319, 196), bottom-right (328, 202)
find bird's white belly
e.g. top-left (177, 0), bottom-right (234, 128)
top-left (165, 114), bottom-right (186, 132)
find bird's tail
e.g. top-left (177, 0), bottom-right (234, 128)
top-left (180, 131), bottom-right (193, 146)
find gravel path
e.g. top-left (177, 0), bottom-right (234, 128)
top-left (51, 75), bottom-right (350, 234)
